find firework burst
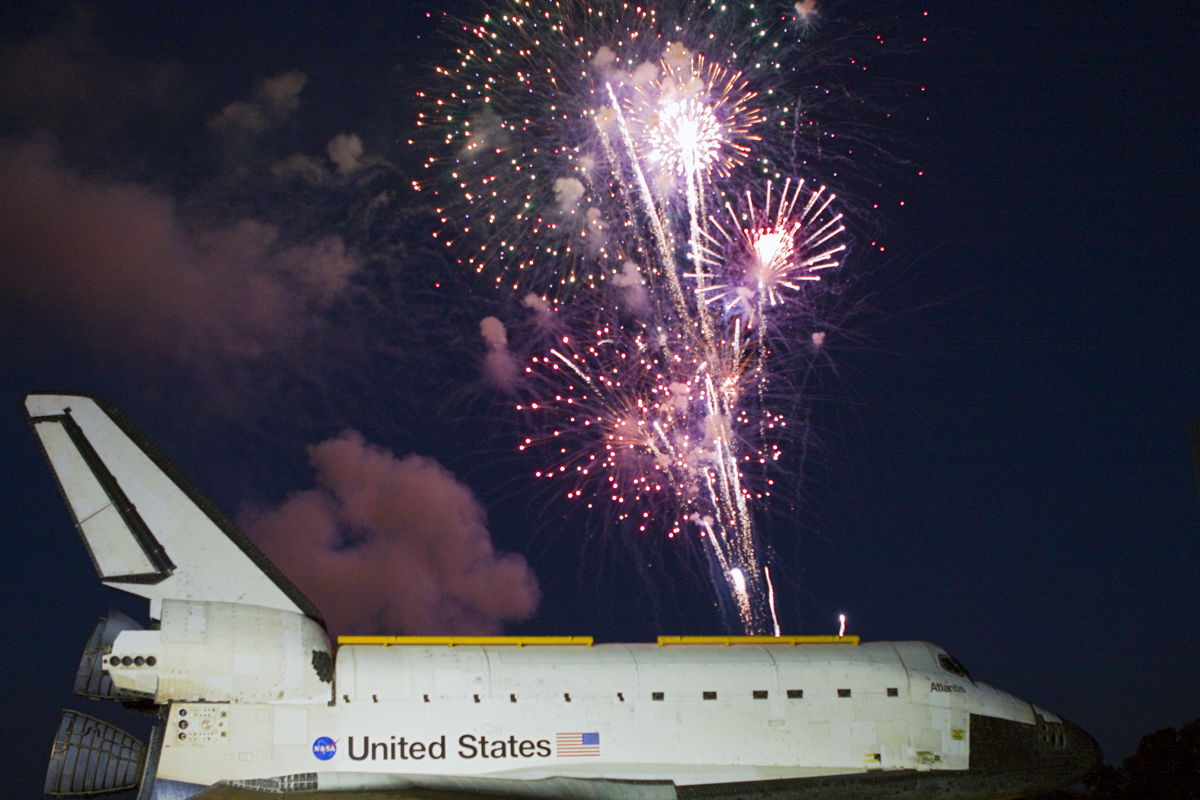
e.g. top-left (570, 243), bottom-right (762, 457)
top-left (518, 319), bottom-right (782, 629)
top-left (626, 46), bottom-right (764, 187)
top-left (421, 0), bottom-right (918, 633)
top-left (417, 0), bottom-right (884, 301)
top-left (694, 178), bottom-right (846, 328)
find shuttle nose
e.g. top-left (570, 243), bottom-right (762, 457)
top-left (1062, 717), bottom-right (1102, 776)
top-left (970, 711), bottom-right (1100, 796)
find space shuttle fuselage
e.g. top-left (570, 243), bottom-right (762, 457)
top-left (26, 394), bottom-right (1098, 800)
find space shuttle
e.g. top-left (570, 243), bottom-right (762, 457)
top-left (27, 392), bottom-right (1099, 800)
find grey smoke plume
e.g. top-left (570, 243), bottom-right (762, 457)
top-left (480, 315), bottom-right (519, 391)
top-left (271, 152), bottom-right (330, 183)
top-left (611, 260), bottom-right (650, 313)
top-left (553, 176), bottom-right (585, 212)
top-left (272, 133), bottom-right (375, 184)
top-left (0, 138), bottom-right (357, 361)
top-left (327, 133), bottom-right (365, 175)
top-left (0, 11), bottom-right (184, 140)
top-left (522, 292), bottom-right (559, 333)
top-left (242, 430), bottom-right (540, 636)
top-left (460, 106), bottom-right (509, 157)
top-left (208, 70), bottom-right (306, 135)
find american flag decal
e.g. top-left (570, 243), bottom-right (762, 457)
top-left (556, 731), bottom-right (601, 757)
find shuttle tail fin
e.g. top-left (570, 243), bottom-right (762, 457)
top-left (25, 393), bottom-right (321, 622)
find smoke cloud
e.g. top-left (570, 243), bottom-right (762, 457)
top-left (611, 260), bottom-right (650, 313)
top-left (208, 70), bottom-right (307, 135)
top-left (522, 292), bottom-right (559, 332)
top-left (271, 152), bottom-right (330, 183)
top-left (460, 107), bottom-right (509, 157)
top-left (271, 132), bottom-right (370, 184)
top-left (242, 431), bottom-right (540, 636)
top-left (631, 61), bottom-right (659, 86)
top-left (480, 315), bottom-right (519, 390)
top-left (553, 176), bottom-right (585, 212)
top-left (794, 1), bottom-right (820, 23)
top-left (326, 133), bottom-right (365, 175)
top-left (590, 46), bottom-right (617, 69)
top-left (0, 10), bottom-right (187, 145)
top-left (0, 138), bottom-right (358, 360)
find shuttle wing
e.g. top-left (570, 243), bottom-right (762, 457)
top-left (25, 393), bottom-right (321, 622)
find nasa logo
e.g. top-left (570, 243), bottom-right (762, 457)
top-left (312, 736), bottom-right (337, 760)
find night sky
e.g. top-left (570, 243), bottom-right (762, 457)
top-left (1, 2), bottom-right (1196, 798)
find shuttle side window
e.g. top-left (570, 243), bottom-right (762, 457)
top-left (786, 689), bottom-right (803, 699)
top-left (703, 691), bottom-right (717, 700)
top-left (752, 690), bottom-right (768, 700)
top-left (651, 691), bottom-right (664, 701)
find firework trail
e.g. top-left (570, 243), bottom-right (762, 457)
top-left (421, 0), bottom-right (880, 633)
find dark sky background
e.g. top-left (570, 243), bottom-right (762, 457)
top-left (1, 2), bottom-right (1196, 797)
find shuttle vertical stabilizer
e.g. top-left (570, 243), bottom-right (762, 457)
top-left (25, 393), bottom-right (320, 621)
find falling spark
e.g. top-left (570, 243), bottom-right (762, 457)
top-left (765, 565), bottom-right (781, 637)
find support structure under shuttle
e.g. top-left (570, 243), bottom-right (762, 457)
top-left (26, 393), bottom-right (1099, 799)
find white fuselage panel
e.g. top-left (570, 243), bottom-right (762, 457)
top-left (154, 642), bottom-right (1035, 788)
